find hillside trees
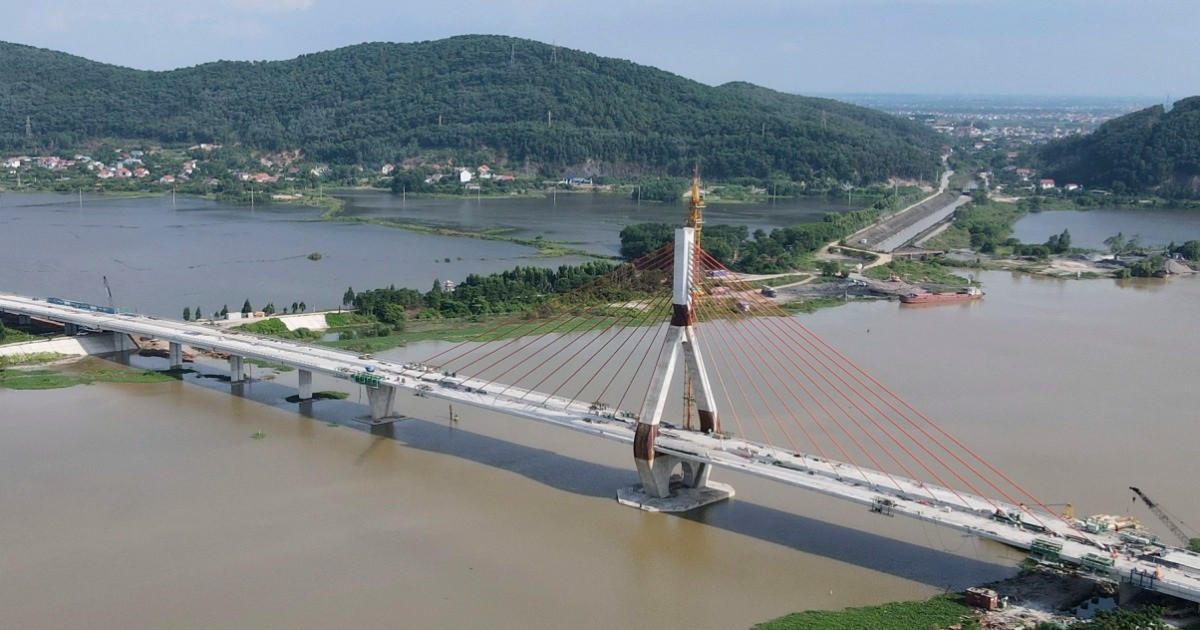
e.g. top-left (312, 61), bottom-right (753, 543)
top-left (0, 36), bottom-right (940, 182)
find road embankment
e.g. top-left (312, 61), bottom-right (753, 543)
top-left (852, 192), bottom-right (968, 252)
top-left (0, 334), bottom-right (124, 360)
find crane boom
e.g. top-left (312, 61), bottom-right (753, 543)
top-left (1130, 486), bottom-right (1190, 545)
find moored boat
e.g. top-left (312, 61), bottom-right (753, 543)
top-left (899, 286), bottom-right (983, 304)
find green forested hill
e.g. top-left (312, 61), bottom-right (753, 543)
top-left (0, 35), bottom-right (940, 182)
top-left (1037, 97), bottom-right (1200, 196)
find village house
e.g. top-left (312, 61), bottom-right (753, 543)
top-left (477, 164), bottom-right (492, 179)
top-left (1039, 178), bottom-right (1056, 189)
top-left (381, 163), bottom-right (395, 175)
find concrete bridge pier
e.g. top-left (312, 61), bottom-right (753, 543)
top-left (168, 342), bottom-right (182, 369)
top-left (18, 314), bottom-right (30, 325)
top-left (298, 369), bottom-right (313, 400)
top-left (617, 223), bottom-right (733, 512)
top-left (1117, 581), bottom-right (1143, 605)
top-left (228, 355), bottom-right (245, 383)
top-left (64, 322), bottom-right (79, 335)
top-left (365, 385), bottom-right (398, 423)
top-left (112, 333), bottom-right (135, 353)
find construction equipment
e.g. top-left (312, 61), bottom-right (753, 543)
top-left (102, 275), bottom-right (116, 311)
top-left (1045, 502), bottom-right (1075, 520)
top-left (1130, 486), bottom-right (1194, 547)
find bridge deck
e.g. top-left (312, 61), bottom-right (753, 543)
top-left (5, 292), bottom-right (1200, 604)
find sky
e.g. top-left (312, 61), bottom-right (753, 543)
top-left (2, 0), bottom-right (1196, 99)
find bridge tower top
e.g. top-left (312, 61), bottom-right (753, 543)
top-left (687, 166), bottom-right (704, 245)
top-left (631, 225), bottom-right (725, 502)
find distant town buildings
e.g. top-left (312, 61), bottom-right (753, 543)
top-left (3, 147), bottom-right (525, 193)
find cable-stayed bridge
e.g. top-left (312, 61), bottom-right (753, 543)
top-left (4, 223), bottom-right (1200, 606)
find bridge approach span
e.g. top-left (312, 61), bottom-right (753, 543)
top-left (4, 292), bottom-right (1200, 605)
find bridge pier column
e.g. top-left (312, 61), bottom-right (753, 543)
top-left (18, 314), bottom-right (30, 325)
top-left (64, 322), bottom-right (79, 335)
top-left (168, 342), bottom-right (182, 369)
top-left (229, 355), bottom-right (245, 383)
top-left (112, 333), bottom-right (134, 353)
top-left (365, 385), bottom-right (398, 422)
top-left (1117, 581), bottom-right (1142, 605)
top-left (298, 369), bottom-right (313, 400)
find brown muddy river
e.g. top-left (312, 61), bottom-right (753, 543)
top-left (4, 270), bottom-right (1198, 628)
top-left (2, 191), bottom-right (1199, 627)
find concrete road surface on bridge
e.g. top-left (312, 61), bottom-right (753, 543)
top-left (5, 291), bottom-right (1200, 605)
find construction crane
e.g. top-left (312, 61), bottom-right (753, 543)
top-left (1045, 503), bottom-right (1075, 520)
top-left (1130, 486), bottom-right (1196, 548)
top-left (102, 275), bottom-right (115, 311)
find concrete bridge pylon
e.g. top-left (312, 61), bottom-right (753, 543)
top-left (617, 226), bottom-right (734, 512)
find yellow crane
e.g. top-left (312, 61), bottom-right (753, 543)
top-left (1045, 503), bottom-right (1075, 520)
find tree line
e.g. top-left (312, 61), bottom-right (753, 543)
top-left (348, 261), bottom-right (625, 324)
top-left (0, 36), bottom-right (939, 183)
top-left (620, 195), bottom-right (902, 273)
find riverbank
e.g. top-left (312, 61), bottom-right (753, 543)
top-left (757, 564), bottom-right (1198, 629)
top-left (324, 215), bottom-right (611, 259)
top-left (756, 594), bottom-right (974, 629)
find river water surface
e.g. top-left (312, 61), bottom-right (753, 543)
top-left (2, 192), bottom-right (1199, 628)
top-left (1012, 207), bottom-right (1200, 250)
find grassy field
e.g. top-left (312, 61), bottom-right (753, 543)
top-left (924, 201), bottom-right (1027, 251)
top-left (0, 365), bottom-right (174, 390)
top-left (755, 594), bottom-right (976, 630)
top-left (784, 296), bottom-right (849, 314)
top-left (234, 317), bottom-right (322, 340)
top-left (324, 307), bottom-right (670, 353)
top-left (0, 329), bottom-right (40, 344)
top-left (324, 311), bottom-right (372, 328)
top-left (332, 216), bottom-right (609, 259)
top-left (245, 358), bottom-right (296, 372)
top-left (0, 352), bottom-right (72, 368)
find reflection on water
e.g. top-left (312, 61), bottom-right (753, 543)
top-left (1, 363), bottom-right (971, 629)
top-left (337, 189), bottom-right (863, 256)
top-left (0, 191), bottom-right (857, 318)
top-left (1012, 207), bottom-right (1200, 250)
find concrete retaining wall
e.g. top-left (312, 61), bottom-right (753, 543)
top-left (0, 334), bottom-right (124, 359)
top-left (277, 313), bottom-right (329, 332)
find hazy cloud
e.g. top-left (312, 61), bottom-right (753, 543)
top-left (226, 0), bottom-right (315, 11)
top-left (0, 0), bottom-right (1195, 97)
